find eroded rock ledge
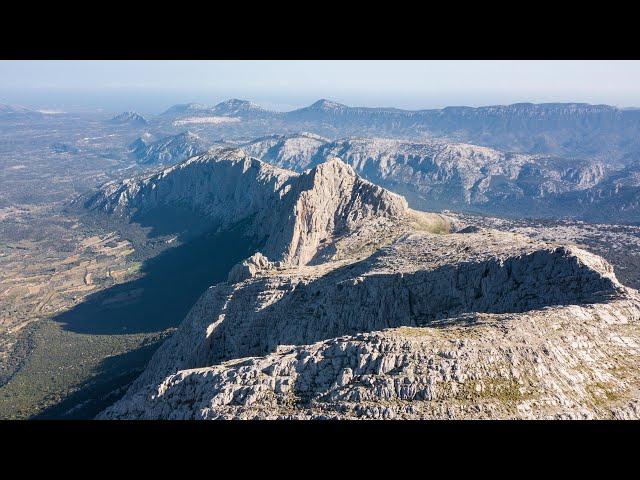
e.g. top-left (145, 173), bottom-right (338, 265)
top-left (85, 151), bottom-right (433, 268)
top-left (99, 228), bottom-right (640, 419)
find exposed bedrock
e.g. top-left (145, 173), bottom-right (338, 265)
top-left (84, 150), bottom-right (412, 267)
top-left (194, 236), bottom-right (623, 367)
top-left (99, 299), bottom-right (640, 420)
top-left (112, 230), bottom-right (627, 400)
top-left (90, 149), bottom-right (640, 420)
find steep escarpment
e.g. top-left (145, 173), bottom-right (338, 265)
top-left (99, 227), bottom-right (640, 419)
top-left (242, 135), bottom-right (610, 216)
top-left (85, 149), bottom-right (417, 267)
top-left (89, 147), bottom-right (640, 420)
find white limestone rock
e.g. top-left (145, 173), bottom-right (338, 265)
top-left (91, 146), bottom-right (640, 420)
top-left (228, 253), bottom-right (275, 283)
top-left (86, 149), bottom-right (413, 267)
top-left (240, 135), bottom-right (607, 216)
top-left (99, 227), bottom-right (640, 420)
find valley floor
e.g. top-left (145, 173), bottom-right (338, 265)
top-left (0, 204), bottom-right (261, 418)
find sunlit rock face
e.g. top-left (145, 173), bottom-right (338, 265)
top-left (93, 151), bottom-right (640, 420)
top-left (85, 150), bottom-right (411, 266)
top-left (240, 135), bottom-right (613, 217)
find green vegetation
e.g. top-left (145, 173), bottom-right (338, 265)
top-left (395, 326), bottom-right (434, 338)
top-left (457, 378), bottom-right (528, 403)
top-left (0, 319), bottom-right (170, 419)
top-left (587, 381), bottom-right (624, 408)
top-left (125, 261), bottom-right (143, 276)
top-left (408, 210), bottom-right (452, 235)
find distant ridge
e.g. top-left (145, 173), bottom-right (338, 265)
top-left (161, 99), bottom-right (274, 118)
top-left (160, 103), bottom-right (210, 116)
top-left (110, 111), bottom-right (147, 125)
top-left (129, 131), bottom-right (207, 165)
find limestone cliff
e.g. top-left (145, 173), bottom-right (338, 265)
top-left (99, 227), bottom-right (640, 419)
top-left (86, 149), bottom-right (421, 267)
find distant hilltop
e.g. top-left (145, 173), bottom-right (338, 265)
top-left (109, 111), bottom-right (148, 125)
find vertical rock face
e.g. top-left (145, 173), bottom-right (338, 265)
top-left (270, 158), bottom-right (408, 265)
top-left (239, 135), bottom-right (611, 216)
top-left (88, 148), bottom-right (640, 420)
top-left (85, 149), bottom-right (410, 267)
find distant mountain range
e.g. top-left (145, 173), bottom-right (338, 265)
top-left (0, 103), bottom-right (44, 119)
top-left (117, 128), bottom-right (640, 223)
top-left (9, 98), bottom-right (640, 161)
top-left (239, 134), bottom-right (626, 220)
top-left (153, 99), bottom-right (640, 161)
top-left (7, 98), bottom-right (640, 223)
top-left (161, 99), bottom-right (269, 118)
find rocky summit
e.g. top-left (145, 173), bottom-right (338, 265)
top-left (109, 111), bottom-right (148, 125)
top-left (88, 149), bottom-right (640, 420)
top-left (86, 149), bottom-right (420, 266)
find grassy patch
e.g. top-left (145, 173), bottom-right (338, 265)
top-left (586, 381), bottom-right (624, 408)
top-left (125, 261), bottom-right (143, 276)
top-left (407, 211), bottom-right (452, 235)
top-left (440, 377), bottom-right (530, 404)
top-left (395, 326), bottom-right (434, 338)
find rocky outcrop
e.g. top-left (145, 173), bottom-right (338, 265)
top-left (241, 135), bottom-right (609, 216)
top-left (99, 311), bottom-right (640, 420)
top-left (99, 227), bottom-right (640, 419)
top-left (227, 252), bottom-right (278, 283)
top-left (85, 149), bottom-right (423, 267)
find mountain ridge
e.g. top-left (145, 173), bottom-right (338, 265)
top-left (239, 134), bottom-right (622, 220)
top-left (110, 111), bottom-right (148, 125)
top-left (85, 149), bottom-right (425, 267)
top-left (84, 147), bottom-right (640, 419)
top-left (153, 98), bottom-right (640, 159)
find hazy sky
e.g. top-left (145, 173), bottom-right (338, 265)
top-left (1, 60), bottom-right (639, 114)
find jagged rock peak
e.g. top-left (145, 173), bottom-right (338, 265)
top-left (227, 252), bottom-right (278, 283)
top-left (85, 150), bottom-right (411, 267)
